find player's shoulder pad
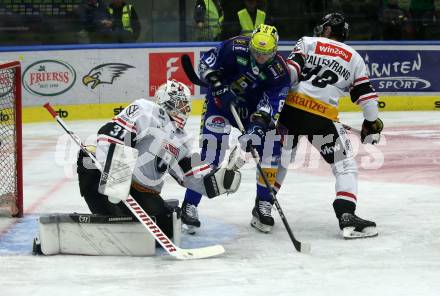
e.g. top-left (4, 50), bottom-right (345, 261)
top-left (124, 99), bottom-right (168, 128)
top-left (292, 36), bottom-right (307, 52)
top-left (135, 98), bottom-right (161, 114)
top-left (347, 45), bottom-right (364, 63)
top-left (230, 36), bottom-right (250, 53)
top-left (264, 54), bottom-right (290, 81)
top-left (144, 100), bottom-right (172, 127)
top-left (115, 99), bottom-right (143, 127)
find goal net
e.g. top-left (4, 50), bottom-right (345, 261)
top-left (0, 61), bottom-right (22, 217)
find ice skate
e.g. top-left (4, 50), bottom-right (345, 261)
top-left (32, 236), bottom-right (43, 255)
top-left (250, 197), bottom-right (274, 233)
top-left (339, 213), bottom-right (378, 239)
top-left (181, 201), bottom-right (201, 234)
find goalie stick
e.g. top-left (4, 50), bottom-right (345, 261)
top-left (43, 103), bottom-right (224, 260)
top-left (181, 54), bottom-right (310, 253)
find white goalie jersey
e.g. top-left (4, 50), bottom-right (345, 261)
top-left (95, 99), bottom-right (210, 195)
top-left (286, 36), bottom-right (378, 120)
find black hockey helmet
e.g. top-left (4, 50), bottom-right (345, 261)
top-left (313, 12), bottom-right (349, 42)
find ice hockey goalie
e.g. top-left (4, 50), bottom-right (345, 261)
top-left (34, 79), bottom-right (242, 256)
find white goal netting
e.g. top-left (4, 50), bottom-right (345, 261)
top-left (0, 61), bottom-right (22, 217)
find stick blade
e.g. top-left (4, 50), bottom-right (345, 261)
top-left (173, 244), bottom-right (225, 260)
top-left (180, 54), bottom-right (208, 87)
top-left (299, 242), bottom-right (311, 254)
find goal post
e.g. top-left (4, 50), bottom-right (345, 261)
top-left (0, 61), bottom-right (23, 217)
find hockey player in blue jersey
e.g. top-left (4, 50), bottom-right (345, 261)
top-left (181, 24), bottom-right (291, 234)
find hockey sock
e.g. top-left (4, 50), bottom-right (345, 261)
top-left (183, 189), bottom-right (203, 206)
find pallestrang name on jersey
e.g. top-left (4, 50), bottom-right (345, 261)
top-left (288, 36), bottom-right (376, 108)
top-left (304, 54), bottom-right (351, 81)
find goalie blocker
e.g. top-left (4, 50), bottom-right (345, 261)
top-left (33, 199), bottom-right (181, 256)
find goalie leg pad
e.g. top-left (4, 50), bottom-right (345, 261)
top-left (35, 214), bottom-right (155, 256)
top-left (203, 168), bottom-right (241, 198)
top-left (34, 201), bottom-right (181, 256)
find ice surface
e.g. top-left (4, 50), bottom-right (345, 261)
top-left (1, 111), bottom-right (440, 296)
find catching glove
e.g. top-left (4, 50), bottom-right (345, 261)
top-left (203, 167), bottom-right (241, 198)
top-left (361, 118), bottom-right (384, 144)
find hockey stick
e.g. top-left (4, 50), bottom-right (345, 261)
top-left (181, 54), bottom-right (209, 88)
top-left (43, 103), bottom-right (224, 260)
top-left (230, 104), bottom-right (311, 253)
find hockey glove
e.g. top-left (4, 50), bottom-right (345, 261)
top-left (239, 111), bottom-right (271, 152)
top-left (211, 83), bottom-right (237, 110)
top-left (202, 69), bottom-right (237, 110)
top-left (203, 167), bottom-right (241, 198)
top-left (361, 118), bottom-right (384, 144)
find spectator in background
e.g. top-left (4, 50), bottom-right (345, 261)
top-left (221, 0), bottom-right (270, 40)
top-left (194, 0), bottom-right (223, 41)
top-left (409, 0), bottom-right (436, 39)
top-left (107, 0), bottom-right (141, 43)
top-left (338, 0), bottom-right (381, 40)
top-left (379, 0), bottom-right (409, 40)
top-left (76, 0), bottom-right (113, 43)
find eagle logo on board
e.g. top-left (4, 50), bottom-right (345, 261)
top-left (82, 63), bottom-right (135, 89)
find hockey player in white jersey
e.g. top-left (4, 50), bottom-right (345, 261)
top-left (76, 79), bottom-right (241, 237)
top-left (279, 12), bottom-right (383, 239)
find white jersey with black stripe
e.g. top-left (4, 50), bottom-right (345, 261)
top-left (286, 36), bottom-right (378, 108)
top-left (96, 99), bottom-right (209, 194)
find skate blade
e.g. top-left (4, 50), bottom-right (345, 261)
top-left (182, 224), bottom-right (198, 235)
top-left (250, 216), bottom-right (273, 233)
top-left (342, 226), bottom-right (378, 239)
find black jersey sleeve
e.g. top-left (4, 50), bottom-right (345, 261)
top-left (97, 122), bottom-right (137, 147)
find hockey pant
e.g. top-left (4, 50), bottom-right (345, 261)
top-left (278, 106), bottom-right (358, 218)
top-left (184, 100), bottom-right (283, 205)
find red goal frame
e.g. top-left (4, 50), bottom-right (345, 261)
top-left (0, 61), bottom-right (22, 217)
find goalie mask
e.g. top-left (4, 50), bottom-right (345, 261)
top-left (155, 79), bottom-right (192, 129)
top-left (313, 12), bottom-right (349, 42)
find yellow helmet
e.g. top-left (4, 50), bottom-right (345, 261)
top-left (249, 24), bottom-right (279, 63)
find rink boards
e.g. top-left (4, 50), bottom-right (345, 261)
top-left (0, 42), bottom-right (439, 122)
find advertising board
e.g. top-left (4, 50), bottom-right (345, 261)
top-left (0, 42), bottom-right (438, 122)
